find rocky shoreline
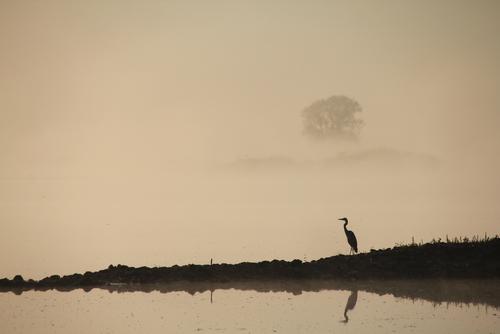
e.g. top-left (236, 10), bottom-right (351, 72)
top-left (1, 238), bottom-right (499, 290)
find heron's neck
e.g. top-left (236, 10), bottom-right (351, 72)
top-left (343, 221), bottom-right (348, 231)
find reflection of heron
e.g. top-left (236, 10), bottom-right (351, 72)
top-left (341, 290), bottom-right (358, 323)
top-left (338, 217), bottom-right (358, 254)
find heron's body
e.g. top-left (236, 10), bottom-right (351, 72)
top-left (339, 217), bottom-right (358, 254)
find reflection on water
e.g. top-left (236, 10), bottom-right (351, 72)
top-left (342, 289), bottom-right (358, 323)
top-left (0, 280), bottom-right (498, 333)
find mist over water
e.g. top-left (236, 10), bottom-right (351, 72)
top-left (1, 156), bottom-right (498, 279)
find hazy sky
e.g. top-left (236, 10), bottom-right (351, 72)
top-left (1, 0), bottom-right (499, 278)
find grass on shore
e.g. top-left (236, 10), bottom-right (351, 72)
top-left (395, 233), bottom-right (499, 248)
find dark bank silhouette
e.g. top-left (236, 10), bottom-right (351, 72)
top-left (339, 217), bottom-right (358, 254)
top-left (341, 289), bottom-right (358, 323)
top-left (0, 237), bottom-right (499, 292)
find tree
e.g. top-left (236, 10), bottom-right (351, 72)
top-left (302, 95), bottom-right (364, 140)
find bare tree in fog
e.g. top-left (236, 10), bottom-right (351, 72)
top-left (302, 95), bottom-right (364, 140)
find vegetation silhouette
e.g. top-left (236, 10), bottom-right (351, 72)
top-left (302, 95), bottom-right (364, 140)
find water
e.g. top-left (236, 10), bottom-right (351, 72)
top-left (1, 280), bottom-right (498, 333)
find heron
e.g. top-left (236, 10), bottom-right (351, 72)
top-left (339, 217), bottom-right (358, 254)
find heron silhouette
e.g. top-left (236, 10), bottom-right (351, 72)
top-left (341, 289), bottom-right (358, 323)
top-left (339, 217), bottom-right (358, 254)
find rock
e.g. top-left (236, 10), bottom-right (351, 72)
top-left (13, 275), bottom-right (24, 282)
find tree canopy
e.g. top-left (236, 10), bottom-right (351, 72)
top-left (302, 95), bottom-right (364, 140)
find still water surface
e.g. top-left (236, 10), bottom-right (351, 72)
top-left (0, 280), bottom-right (498, 333)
